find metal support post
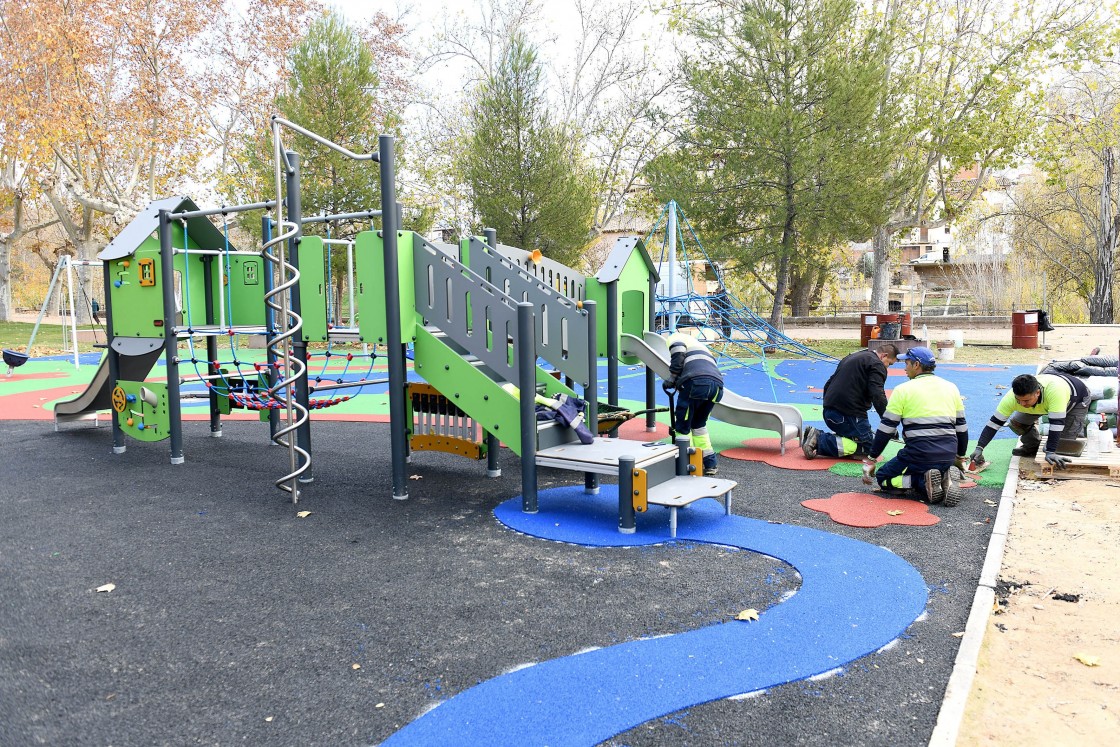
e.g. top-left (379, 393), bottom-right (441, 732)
top-left (379, 136), bottom-right (409, 500)
top-left (518, 302), bottom-right (539, 513)
top-left (486, 431), bottom-right (501, 477)
top-left (285, 152), bottom-right (313, 481)
top-left (159, 211), bottom-right (185, 464)
top-left (646, 275), bottom-right (658, 431)
top-left (104, 259), bottom-right (126, 453)
top-left (262, 216), bottom-right (280, 437)
top-left (618, 456), bottom-right (636, 534)
top-left (584, 299), bottom-right (599, 494)
top-left (606, 281), bottom-right (619, 437)
top-left (676, 436), bottom-right (691, 475)
top-left (202, 256), bottom-right (222, 437)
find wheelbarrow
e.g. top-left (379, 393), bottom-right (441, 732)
top-left (596, 402), bottom-right (669, 435)
top-left (3, 348), bottom-right (30, 376)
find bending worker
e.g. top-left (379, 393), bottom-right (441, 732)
top-left (968, 372), bottom-right (1091, 471)
top-left (865, 346), bottom-right (967, 505)
top-left (802, 343), bottom-right (898, 459)
top-left (666, 332), bottom-right (724, 476)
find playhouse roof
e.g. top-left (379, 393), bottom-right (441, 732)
top-left (99, 196), bottom-right (231, 261)
top-left (594, 236), bottom-right (659, 284)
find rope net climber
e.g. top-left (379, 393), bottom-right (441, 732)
top-left (646, 202), bottom-right (836, 365)
top-left (177, 219), bottom-right (380, 413)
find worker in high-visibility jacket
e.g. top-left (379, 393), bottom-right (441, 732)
top-left (865, 346), bottom-right (968, 506)
top-left (967, 372), bottom-right (1090, 471)
top-left (666, 333), bottom-right (724, 475)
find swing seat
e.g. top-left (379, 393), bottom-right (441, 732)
top-left (3, 349), bottom-right (30, 370)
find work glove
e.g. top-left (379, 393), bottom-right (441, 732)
top-left (1044, 452), bottom-right (1071, 470)
top-left (969, 446), bottom-right (986, 466)
top-left (661, 380), bottom-right (676, 393)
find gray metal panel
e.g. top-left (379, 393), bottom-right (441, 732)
top-left (468, 239), bottom-right (590, 386)
top-left (413, 235), bottom-right (521, 382)
top-left (99, 196), bottom-right (231, 260)
top-left (111, 337), bottom-right (164, 355)
top-left (491, 242), bottom-right (586, 300)
top-left (594, 236), bottom-right (659, 284)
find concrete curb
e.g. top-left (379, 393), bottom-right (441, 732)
top-left (928, 456), bottom-right (1022, 746)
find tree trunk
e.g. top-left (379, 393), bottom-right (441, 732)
top-left (1091, 147), bottom-right (1116, 323)
top-left (788, 267), bottom-right (813, 317)
top-left (869, 225), bottom-right (892, 312)
top-left (0, 235), bottom-right (12, 323)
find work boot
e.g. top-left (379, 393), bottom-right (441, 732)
top-left (923, 469), bottom-right (946, 504)
top-left (801, 426), bottom-right (819, 460)
top-left (943, 469), bottom-right (962, 507)
top-left (1011, 446), bottom-right (1039, 458)
top-left (702, 455), bottom-right (719, 476)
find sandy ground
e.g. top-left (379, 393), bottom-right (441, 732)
top-left (957, 478), bottom-right (1120, 744)
top-left (946, 324), bottom-right (1119, 744)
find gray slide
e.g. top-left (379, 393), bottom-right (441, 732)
top-left (622, 332), bottom-right (804, 452)
top-left (54, 338), bottom-right (164, 425)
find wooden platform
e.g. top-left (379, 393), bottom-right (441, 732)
top-left (1030, 439), bottom-right (1120, 480)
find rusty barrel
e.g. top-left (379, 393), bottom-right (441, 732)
top-left (1011, 310), bottom-right (1039, 349)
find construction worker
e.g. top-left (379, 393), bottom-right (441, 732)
top-left (802, 343), bottom-right (898, 459)
top-left (968, 372), bottom-right (1091, 471)
top-left (666, 332), bottom-right (724, 475)
top-left (865, 346), bottom-right (968, 505)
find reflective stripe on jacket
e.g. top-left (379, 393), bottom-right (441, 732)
top-left (871, 373), bottom-right (967, 463)
top-left (667, 333), bottom-right (723, 388)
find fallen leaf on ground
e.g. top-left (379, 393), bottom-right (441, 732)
top-left (409, 475), bottom-right (423, 480)
top-left (736, 609), bottom-right (760, 622)
top-left (952, 632), bottom-right (965, 638)
top-left (352, 663), bottom-right (361, 670)
top-left (296, 511), bottom-right (312, 518)
top-left (376, 703), bottom-right (385, 708)
top-left (265, 716), bottom-right (273, 722)
top-left (96, 583), bottom-right (115, 593)
top-left (1074, 653), bottom-right (1101, 667)
top-left (886, 509), bottom-right (904, 516)
top-left (984, 499), bottom-right (998, 506)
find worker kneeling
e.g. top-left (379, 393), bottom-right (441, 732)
top-left (666, 333), bottom-right (724, 476)
top-left (864, 347), bottom-right (968, 506)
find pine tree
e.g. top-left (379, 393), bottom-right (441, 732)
top-left (460, 34), bottom-right (596, 268)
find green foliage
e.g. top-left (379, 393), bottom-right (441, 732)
top-left (225, 11), bottom-right (419, 302)
top-left (648, 0), bottom-right (897, 319)
top-left (458, 34), bottom-right (597, 268)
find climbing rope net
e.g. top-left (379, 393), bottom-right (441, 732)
top-left (647, 203), bottom-right (837, 366)
top-left (176, 219), bottom-right (381, 412)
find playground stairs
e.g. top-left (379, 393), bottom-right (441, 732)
top-left (535, 437), bottom-right (736, 537)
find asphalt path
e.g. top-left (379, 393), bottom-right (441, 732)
top-left (0, 419), bottom-right (999, 746)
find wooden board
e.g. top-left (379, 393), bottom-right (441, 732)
top-left (1031, 444), bottom-right (1120, 480)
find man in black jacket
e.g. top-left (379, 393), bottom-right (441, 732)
top-left (803, 344), bottom-right (898, 459)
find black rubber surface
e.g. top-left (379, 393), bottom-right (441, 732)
top-left (0, 420), bottom-right (998, 746)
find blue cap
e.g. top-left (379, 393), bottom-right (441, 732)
top-left (898, 346), bottom-right (936, 366)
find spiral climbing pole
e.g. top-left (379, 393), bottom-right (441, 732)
top-left (265, 118), bottom-right (311, 502)
top-left (266, 116), bottom-right (385, 502)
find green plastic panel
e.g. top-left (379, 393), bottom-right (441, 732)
top-left (413, 326), bottom-right (523, 454)
top-left (297, 235), bottom-right (328, 341)
top-left (114, 380), bottom-right (170, 442)
top-left (355, 230), bottom-right (416, 344)
top-left (108, 221), bottom-right (267, 336)
top-left (107, 237), bottom-right (166, 339)
top-left (212, 254), bottom-right (265, 328)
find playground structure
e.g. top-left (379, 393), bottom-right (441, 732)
top-left (48, 120), bottom-right (817, 534)
top-left (650, 200), bottom-right (835, 367)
